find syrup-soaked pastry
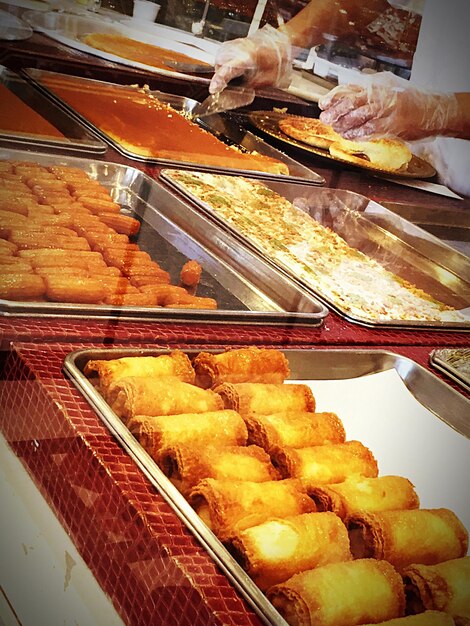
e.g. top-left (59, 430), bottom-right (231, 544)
top-left (106, 376), bottom-right (223, 422)
top-left (243, 410), bottom-right (345, 452)
top-left (271, 440), bottom-right (378, 489)
top-left (214, 382), bottom-right (316, 415)
top-left (347, 508), bottom-right (468, 571)
top-left (189, 478), bottom-right (315, 541)
top-left (226, 511), bottom-right (351, 591)
top-left (84, 351), bottom-right (195, 393)
top-left (129, 410), bottom-right (248, 459)
top-left (267, 558), bottom-right (405, 626)
top-left (193, 347), bottom-right (290, 389)
top-left (39, 74), bottom-right (289, 174)
top-left (361, 613), bottom-right (455, 626)
top-left (0, 84), bottom-right (64, 138)
top-left (403, 556), bottom-right (470, 620)
top-left (309, 475), bottom-right (420, 520)
top-left (159, 443), bottom-right (278, 496)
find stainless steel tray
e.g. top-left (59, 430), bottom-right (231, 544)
top-left (0, 148), bottom-right (327, 325)
top-left (24, 68), bottom-right (324, 185)
top-left (160, 169), bottom-right (470, 331)
top-left (22, 10), bottom-right (214, 83)
top-left (0, 65), bottom-right (106, 154)
top-left (63, 347), bottom-right (470, 626)
top-left (430, 348), bottom-right (470, 393)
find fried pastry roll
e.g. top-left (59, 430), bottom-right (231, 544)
top-left (107, 376), bottom-right (223, 422)
top-left (403, 557), bottom-right (470, 619)
top-left (348, 509), bottom-right (468, 571)
top-left (193, 347), bottom-right (291, 389)
top-left (84, 351), bottom-right (195, 393)
top-left (44, 276), bottom-right (105, 304)
top-left (271, 440), bottom-right (378, 488)
top-left (188, 478), bottom-right (315, 541)
top-left (130, 410), bottom-right (248, 457)
top-left (267, 558), bottom-right (405, 626)
top-left (243, 410), bottom-right (345, 451)
top-left (227, 511), bottom-right (351, 591)
top-left (358, 611), bottom-right (454, 625)
top-left (309, 475), bottom-right (420, 520)
top-left (0, 273), bottom-right (45, 300)
top-left (214, 382), bottom-right (315, 415)
top-left (159, 443), bottom-right (278, 495)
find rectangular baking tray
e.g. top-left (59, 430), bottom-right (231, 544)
top-left (63, 347), bottom-right (470, 626)
top-left (430, 348), bottom-right (470, 394)
top-left (0, 148), bottom-right (327, 325)
top-left (0, 65), bottom-right (106, 154)
top-left (23, 68), bottom-right (324, 185)
top-left (160, 169), bottom-right (470, 330)
top-left (21, 9), bottom-right (215, 83)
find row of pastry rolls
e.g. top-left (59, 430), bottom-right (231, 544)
top-left (191, 351), bottom-right (469, 625)
top-left (0, 159), bottom-right (215, 309)
top-left (84, 347), bottom-right (469, 626)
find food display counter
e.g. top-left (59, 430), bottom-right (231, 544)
top-left (0, 7), bottom-right (469, 626)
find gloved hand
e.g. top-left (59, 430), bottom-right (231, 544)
top-left (209, 25), bottom-right (293, 94)
top-left (318, 81), bottom-right (461, 141)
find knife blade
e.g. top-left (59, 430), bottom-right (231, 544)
top-left (188, 76), bottom-right (255, 121)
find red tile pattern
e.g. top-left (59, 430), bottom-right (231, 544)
top-left (0, 343), bottom-right (263, 626)
top-left (1, 311), bottom-right (469, 350)
top-left (1, 342), bottom-right (468, 626)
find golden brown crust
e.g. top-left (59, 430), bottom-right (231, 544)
top-left (213, 382), bottom-right (316, 415)
top-left (193, 347), bottom-right (291, 389)
top-left (243, 411), bottom-right (345, 451)
top-left (308, 475), bottom-right (420, 520)
top-left (402, 557), bottom-right (470, 618)
top-left (279, 115), bottom-right (342, 149)
top-left (267, 559), bottom-right (405, 626)
top-left (188, 478), bottom-right (315, 541)
top-left (227, 511), bottom-right (351, 590)
top-left (329, 137), bottom-right (413, 172)
top-left (347, 509), bottom-right (469, 571)
top-left (271, 440), bottom-right (378, 489)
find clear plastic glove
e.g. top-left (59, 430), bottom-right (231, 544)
top-left (319, 80), bottom-right (461, 141)
top-left (209, 25), bottom-right (292, 94)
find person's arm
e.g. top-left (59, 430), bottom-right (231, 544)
top-left (319, 83), bottom-right (470, 141)
top-left (281, 0), bottom-right (390, 49)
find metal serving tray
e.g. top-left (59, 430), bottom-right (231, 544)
top-left (0, 148), bottom-right (327, 325)
top-left (63, 347), bottom-right (470, 626)
top-left (430, 348), bottom-right (470, 394)
top-left (161, 169), bottom-right (470, 331)
top-left (22, 10), bottom-right (215, 83)
top-left (0, 65), bottom-right (106, 154)
top-left (24, 68), bottom-right (324, 185)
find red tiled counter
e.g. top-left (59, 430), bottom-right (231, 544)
top-left (1, 341), bottom-right (468, 626)
top-left (1, 311), bottom-right (469, 351)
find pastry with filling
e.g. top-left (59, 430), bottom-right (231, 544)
top-left (243, 410), bottom-right (345, 452)
top-left (329, 136), bottom-right (413, 171)
top-left (267, 558), bottom-right (405, 626)
top-left (106, 375), bottom-right (223, 422)
top-left (188, 478), bottom-right (315, 541)
top-left (129, 409), bottom-right (248, 458)
top-left (403, 556), bottom-right (470, 620)
top-left (193, 347), bottom-right (290, 389)
top-left (226, 511), bottom-right (351, 590)
top-left (84, 351), bottom-right (195, 394)
top-left (271, 440), bottom-right (378, 489)
top-left (214, 382), bottom-right (316, 415)
top-left (158, 443), bottom-right (279, 495)
top-left (347, 508), bottom-right (468, 571)
top-left (309, 475), bottom-right (419, 520)
top-left (278, 115), bottom-right (342, 149)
